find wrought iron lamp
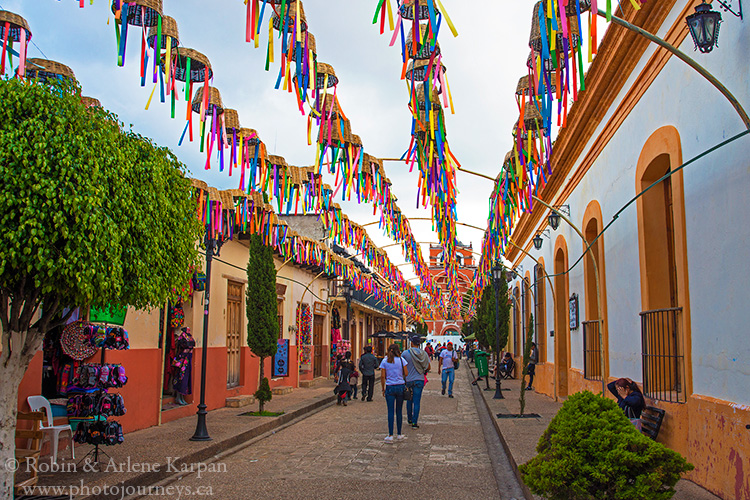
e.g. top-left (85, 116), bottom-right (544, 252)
top-left (547, 205), bottom-right (569, 231)
top-left (686, 1), bottom-right (723, 53)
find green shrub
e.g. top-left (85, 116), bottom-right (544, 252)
top-left (255, 377), bottom-right (273, 406)
top-left (519, 391), bottom-right (693, 500)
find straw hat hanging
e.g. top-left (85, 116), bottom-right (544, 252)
top-left (316, 62), bottom-right (338, 89)
top-left (113, 0), bottom-right (163, 28)
top-left (147, 15), bottom-right (179, 50)
top-left (0, 11), bottom-right (32, 77)
top-left (167, 47), bottom-right (212, 83)
top-left (406, 24), bottom-right (440, 60)
top-left (350, 134), bottom-right (363, 148)
top-left (399, 0), bottom-right (433, 21)
top-left (191, 86), bottom-right (224, 116)
top-left (25, 58), bottom-right (76, 84)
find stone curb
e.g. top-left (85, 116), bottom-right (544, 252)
top-left (82, 393), bottom-right (336, 500)
top-left (468, 362), bottom-right (534, 500)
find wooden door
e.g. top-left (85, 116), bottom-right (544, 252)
top-left (313, 315), bottom-right (324, 378)
top-left (226, 281), bottom-right (243, 388)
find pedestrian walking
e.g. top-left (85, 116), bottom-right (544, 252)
top-left (425, 343), bottom-right (434, 360)
top-left (402, 334), bottom-right (430, 429)
top-left (358, 345), bottom-right (378, 401)
top-left (380, 343), bottom-right (409, 443)
top-left (526, 342), bottom-right (538, 390)
top-left (335, 354), bottom-right (354, 406)
top-left (438, 342), bottom-right (458, 398)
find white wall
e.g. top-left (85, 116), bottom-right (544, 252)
top-left (510, 5), bottom-right (750, 405)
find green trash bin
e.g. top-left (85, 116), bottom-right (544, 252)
top-left (474, 350), bottom-right (489, 377)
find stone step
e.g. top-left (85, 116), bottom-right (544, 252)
top-left (299, 377), bottom-right (328, 389)
top-left (272, 386), bottom-right (293, 395)
top-left (225, 395), bottom-right (256, 408)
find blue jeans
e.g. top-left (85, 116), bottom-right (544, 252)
top-left (406, 380), bottom-right (425, 425)
top-left (385, 384), bottom-right (405, 436)
top-left (441, 368), bottom-right (455, 395)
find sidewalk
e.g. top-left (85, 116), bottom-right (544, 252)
top-left (466, 362), bottom-right (721, 500)
top-left (22, 380), bottom-right (336, 499)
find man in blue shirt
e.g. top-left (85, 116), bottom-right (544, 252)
top-left (402, 334), bottom-right (430, 428)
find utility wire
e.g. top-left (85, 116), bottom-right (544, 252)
top-left (0, 3), bottom-right (50, 59)
top-left (523, 129), bottom-right (750, 284)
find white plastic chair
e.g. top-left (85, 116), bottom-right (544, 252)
top-left (27, 395), bottom-right (75, 463)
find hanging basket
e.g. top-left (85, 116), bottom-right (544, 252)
top-left (191, 86), bottom-right (224, 116)
top-left (406, 24), bottom-right (440, 60)
top-left (81, 96), bottom-right (102, 108)
top-left (167, 47), bottom-right (212, 83)
top-left (414, 83), bottom-right (441, 110)
top-left (526, 50), bottom-right (554, 73)
top-left (147, 15), bottom-right (179, 50)
top-left (566, 0), bottom-right (591, 16)
top-left (0, 10), bottom-right (32, 43)
top-left (240, 127), bottom-right (261, 146)
top-left (399, 0), bottom-right (433, 21)
top-left (316, 62), bottom-right (338, 89)
top-left (25, 58), bottom-right (76, 84)
top-left (267, 155), bottom-right (288, 169)
top-left (223, 109), bottom-right (241, 134)
top-left (321, 93), bottom-right (342, 119)
top-left (318, 116), bottom-right (352, 147)
top-left (529, 1), bottom-right (580, 53)
top-left (523, 103), bottom-right (544, 132)
top-left (272, 2), bottom-right (307, 32)
top-left (113, 0), bottom-right (163, 28)
top-left (293, 32), bottom-right (316, 63)
top-left (516, 75), bottom-right (530, 96)
top-left (405, 59), bottom-right (446, 82)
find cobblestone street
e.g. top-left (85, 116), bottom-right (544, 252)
top-left (159, 362), bottom-right (506, 500)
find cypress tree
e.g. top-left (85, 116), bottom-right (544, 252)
top-left (246, 233), bottom-right (279, 412)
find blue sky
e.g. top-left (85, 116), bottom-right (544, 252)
top-left (5, 0), bottom-right (551, 282)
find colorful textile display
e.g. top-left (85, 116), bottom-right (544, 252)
top-left (296, 303), bottom-right (312, 370)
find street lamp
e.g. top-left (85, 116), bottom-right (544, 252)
top-left (491, 261), bottom-right (505, 400)
top-left (341, 280), bottom-right (352, 342)
top-left (687, 2), bottom-right (723, 53)
top-left (190, 224), bottom-right (226, 442)
top-left (533, 233), bottom-right (544, 250)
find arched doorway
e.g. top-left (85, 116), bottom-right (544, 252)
top-left (583, 200), bottom-right (608, 381)
top-left (554, 236), bottom-right (570, 397)
top-left (635, 126), bottom-right (692, 402)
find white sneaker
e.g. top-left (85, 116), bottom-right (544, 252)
top-left (396, 434), bottom-right (406, 441)
top-left (384, 435), bottom-right (394, 444)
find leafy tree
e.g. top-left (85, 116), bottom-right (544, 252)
top-left (0, 78), bottom-right (200, 496)
top-left (520, 313), bottom-right (534, 415)
top-left (246, 233), bottom-right (279, 412)
top-left (520, 391), bottom-right (693, 499)
top-left (415, 321), bottom-right (428, 337)
top-left (476, 271), bottom-right (510, 354)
